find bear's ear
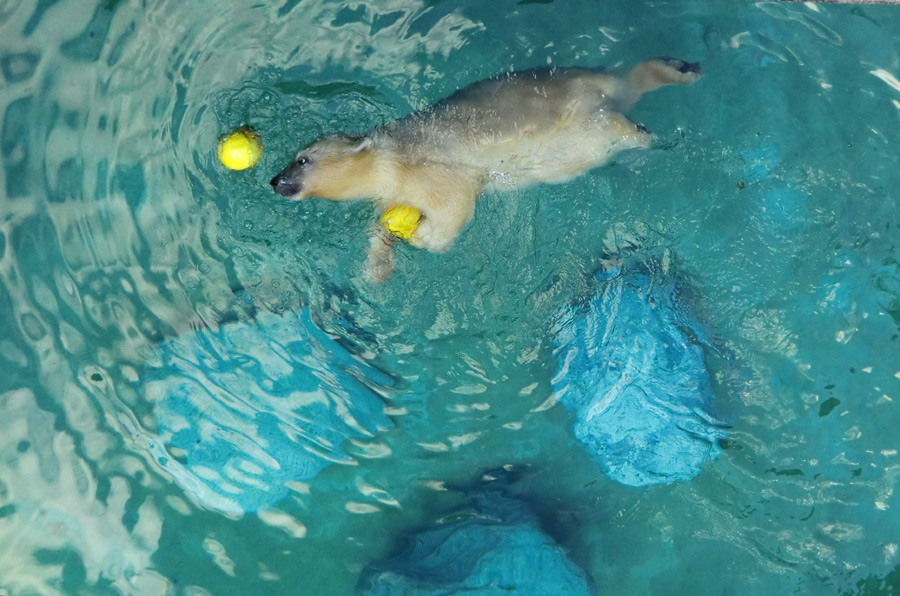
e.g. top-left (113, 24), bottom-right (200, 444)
top-left (351, 138), bottom-right (373, 154)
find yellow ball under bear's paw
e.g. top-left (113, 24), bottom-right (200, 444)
top-left (380, 205), bottom-right (422, 240)
top-left (217, 126), bottom-right (263, 170)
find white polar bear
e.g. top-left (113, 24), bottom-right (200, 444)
top-left (270, 57), bottom-right (702, 281)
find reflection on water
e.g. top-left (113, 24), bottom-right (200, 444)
top-left (2, 0), bottom-right (900, 594)
top-left (0, 389), bottom-right (161, 594)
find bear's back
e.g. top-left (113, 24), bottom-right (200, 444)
top-left (377, 67), bottom-right (626, 171)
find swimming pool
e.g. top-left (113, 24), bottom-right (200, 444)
top-left (1, 0), bottom-right (899, 594)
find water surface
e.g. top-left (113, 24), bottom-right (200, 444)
top-left (1, 1), bottom-right (900, 594)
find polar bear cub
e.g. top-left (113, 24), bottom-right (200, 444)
top-left (270, 57), bottom-right (702, 281)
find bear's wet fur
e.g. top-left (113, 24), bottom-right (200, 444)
top-left (271, 58), bottom-right (702, 281)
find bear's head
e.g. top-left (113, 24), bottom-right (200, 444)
top-left (270, 134), bottom-right (378, 201)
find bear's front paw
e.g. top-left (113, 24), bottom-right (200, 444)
top-left (365, 232), bottom-right (396, 282)
top-left (365, 258), bottom-right (395, 283)
top-left (409, 218), bottom-right (455, 253)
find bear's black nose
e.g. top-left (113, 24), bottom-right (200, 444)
top-left (679, 61), bottom-right (702, 75)
top-left (270, 175), bottom-right (302, 198)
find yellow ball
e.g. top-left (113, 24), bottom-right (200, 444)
top-left (380, 205), bottom-right (422, 240)
top-left (217, 126), bottom-right (263, 170)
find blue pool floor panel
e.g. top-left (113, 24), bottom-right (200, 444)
top-left (143, 308), bottom-right (392, 514)
top-left (357, 490), bottom-right (594, 596)
top-left (551, 258), bottom-right (729, 486)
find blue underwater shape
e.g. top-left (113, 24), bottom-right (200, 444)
top-left (357, 490), bottom-right (593, 596)
top-left (551, 260), bottom-right (728, 486)
top-left (143, 308), bottom-right (392, 513)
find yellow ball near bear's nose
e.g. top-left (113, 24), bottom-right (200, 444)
top-left (380, 205), bottom-right (422, 240)
top-left (217, 126), bottom-right (263, 170)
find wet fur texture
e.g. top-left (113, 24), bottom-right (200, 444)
top-left (270, 57), bottom-right (702, 282)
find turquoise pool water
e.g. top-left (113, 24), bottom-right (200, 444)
top-left (2, 0), bottom-right (900, 594)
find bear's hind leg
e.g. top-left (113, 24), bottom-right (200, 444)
top-left (619, 58), bottom-right (702, 110)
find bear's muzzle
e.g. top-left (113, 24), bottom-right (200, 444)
top-left (270, 163), bottom-right (305, 198)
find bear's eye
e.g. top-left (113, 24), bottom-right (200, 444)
top-left (296, 156), bottom-right (309, 166)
